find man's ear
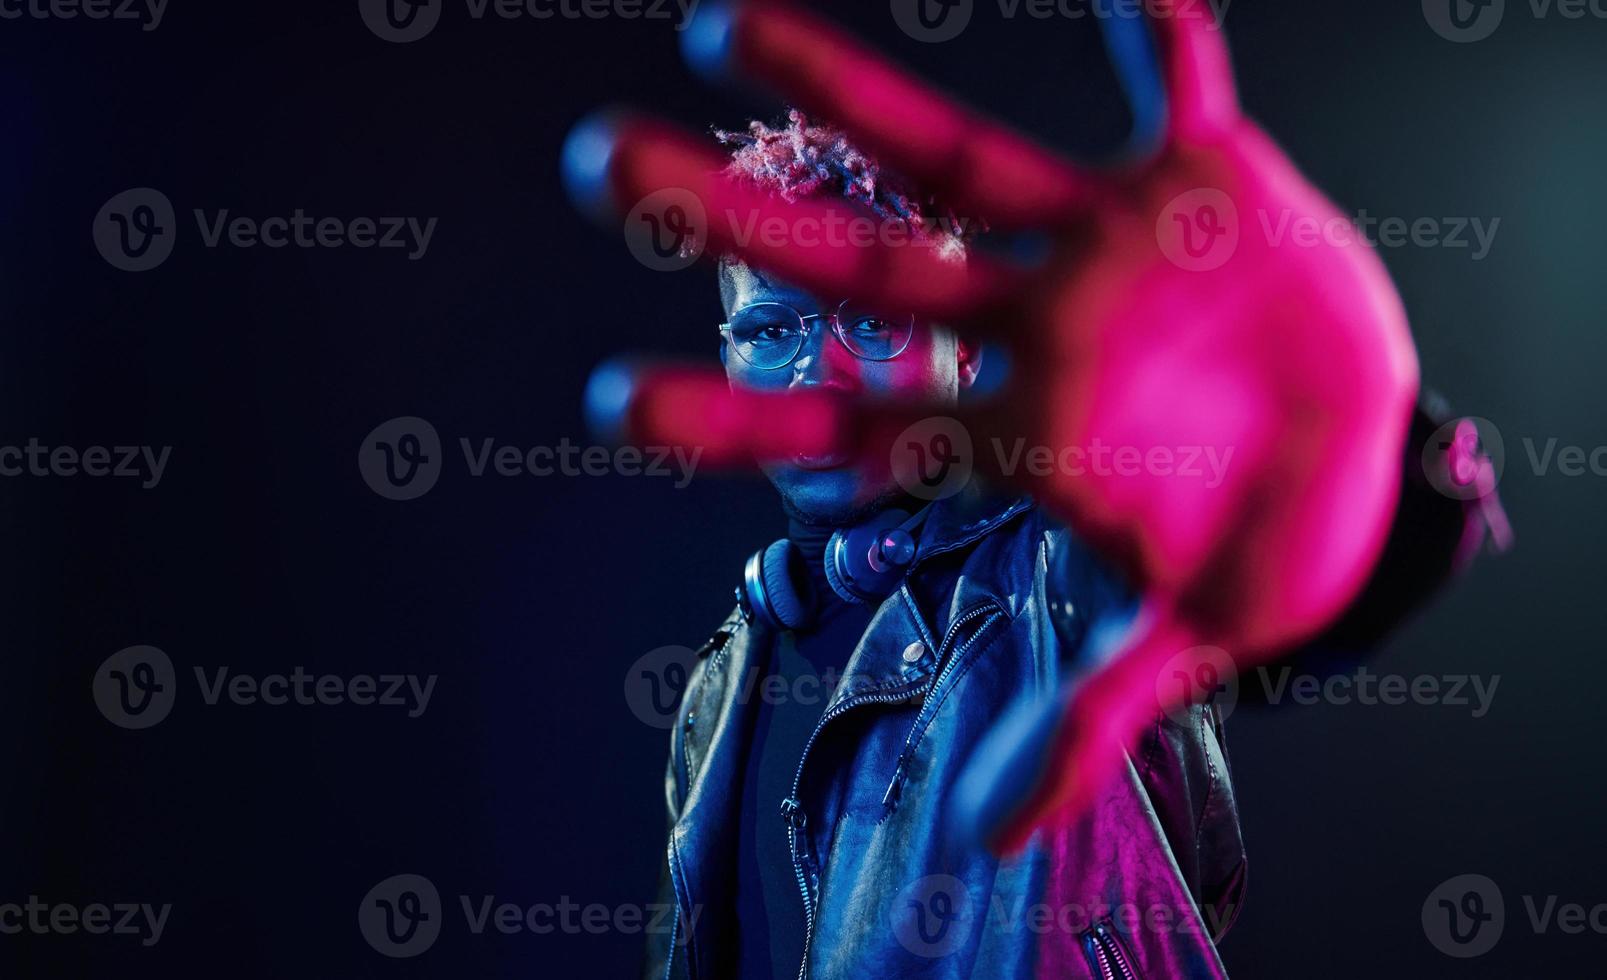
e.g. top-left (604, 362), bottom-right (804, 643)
top-left (956, 333), bottom-right (984, 391)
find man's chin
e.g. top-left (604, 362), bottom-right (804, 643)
top-left (764, 464), bottom-right (904, 528)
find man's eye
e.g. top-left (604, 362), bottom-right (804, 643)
top-left (849, 318), bottom-right (892, 336)
top-left (753, 324), bottom-right (791, 342)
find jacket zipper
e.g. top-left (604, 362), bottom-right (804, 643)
top-left (1083, 919), bottom-right (1139, 980)
top-left (881, 604), bottom-right (1004, 814)
top-left (782, 686), bottom-right (915, 980)
top-left (786, 603), bottom-right (1004, 979)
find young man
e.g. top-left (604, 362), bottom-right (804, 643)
top-left (563, 5), bottom-right (1503, 976)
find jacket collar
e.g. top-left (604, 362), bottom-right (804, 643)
top-left (912, 484), bottom-right (1034, 568)
top-left (818, 485), bottom-right (1033, 714)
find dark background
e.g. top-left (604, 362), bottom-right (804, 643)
top-left (2, 0), bottom-right (1602, 975)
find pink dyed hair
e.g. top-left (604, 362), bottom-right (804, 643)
top-left (715, 109), bottom-right (978, 262)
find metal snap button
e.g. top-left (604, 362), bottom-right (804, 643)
top-left (901, 641), bottom-right (926, 664)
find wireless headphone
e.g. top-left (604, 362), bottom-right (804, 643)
top-left (740, 507), bottom-right (931, 631)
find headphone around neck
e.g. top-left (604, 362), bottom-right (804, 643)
top-left (740, 506), bottom-right (931, 632)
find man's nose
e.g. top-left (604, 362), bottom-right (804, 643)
top-left (790, 320), bottom-right (858, 390)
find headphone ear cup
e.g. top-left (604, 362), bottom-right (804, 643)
top-left (759, 539), bottom-right (813, 630)
top-left (822, 531), bottom-right (865, 605)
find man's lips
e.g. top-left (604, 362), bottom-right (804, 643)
top-left (790, 449), bottom-right (852, 471)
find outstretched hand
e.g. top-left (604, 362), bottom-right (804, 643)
top-left (564, 1), bottom-right (1420, 852)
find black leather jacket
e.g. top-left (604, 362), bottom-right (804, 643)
top-left (647, 410), bottom-right (1491, 978)
top-left (648, 492), bottom-right (1244, 978)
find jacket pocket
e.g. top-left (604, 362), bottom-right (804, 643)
top-left (1081, 917), bottom-right (1141, 980)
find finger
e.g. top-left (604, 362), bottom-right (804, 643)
top-left (683, 1), bottom-right (1100, 229)
top-left (562, 111), bottom-right (1016, 323)
top-left (585, 361), bottom-right (847, 468)
top-left (1147, 0), bottom-right (1241, 143)
top-left (586, 361), bottom-right (989, 479)
top-left (956, 605), bottom-right (1208, 855)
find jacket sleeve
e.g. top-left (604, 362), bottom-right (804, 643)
top-left (1243, 395), bottom-right (1509, 694)
top-left (1042, 523), bottom-right (1249, 941)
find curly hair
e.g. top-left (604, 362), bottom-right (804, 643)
top-left (714, 109), bottom-right (978, 263)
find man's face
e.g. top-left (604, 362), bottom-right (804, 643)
top-left (718, 260), bottom-right (980, 526)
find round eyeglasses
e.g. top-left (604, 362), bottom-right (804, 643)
top-left (717, 300), bottom-right (915, 370)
